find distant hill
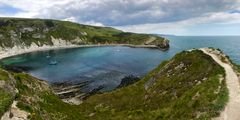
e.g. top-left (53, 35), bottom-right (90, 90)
top-left (156, 34), bottom-right (176, 37)
top-left (0, 18), bottom-right (169, 51)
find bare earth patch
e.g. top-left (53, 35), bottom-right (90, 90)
top-left (1, 101), bottom-right (29, 120)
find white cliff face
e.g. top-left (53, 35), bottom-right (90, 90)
top-left (51, 36), bottom-right (74, 46)
top-left (0, 36), bottom-right (79, 60)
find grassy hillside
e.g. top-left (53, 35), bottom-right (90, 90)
top-left (0, 70), bottom-right (15, 117)
top-left (0, 49), bottom-right (228, 120)
top-left (79, 50), bottom-right (227, 120)
top-left (0, 18), bottom-right (169, 49)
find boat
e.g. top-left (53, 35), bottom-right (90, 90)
top-left (46, 55), bottom-right (51, 58)
top-left (49, 60), bottom-right (58, 65)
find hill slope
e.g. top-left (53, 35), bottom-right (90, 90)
top-left (201, 48), bottom-right (240, 120)
top-left (0, 49), bottom-right (228, 120)
top-left (0, 18), bottom-right (169, 52)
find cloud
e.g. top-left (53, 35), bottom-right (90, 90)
top-left (115, 11), bottom-right (240, 35)
top-left (0, 0), bottom-right (71, 18)
top-left (0, 0), bottom-right (240, 35)
top-left (64, 16), bottom-right (104, 26)
top-left (35, 0), bottom-right (240, 26)
top-left (1, 0), bottom-right (239, 25)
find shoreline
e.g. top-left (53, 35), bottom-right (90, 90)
top-left (0, 44), bottom-right (160, 60)
top-left (0, 43), bottom-right (161, 105)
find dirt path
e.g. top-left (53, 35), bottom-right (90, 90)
top-left (1, 101), bottom-right (29, 120)
top-left (144, 36), bottom-right (156, 44)
top-left (201, 48), bottom-right (240, 120)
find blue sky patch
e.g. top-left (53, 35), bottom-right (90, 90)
top-left (229, 10), bottom-right (240, 14)
top-left (0, 4), bottom-right (22, 14)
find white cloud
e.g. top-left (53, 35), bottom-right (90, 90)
top-left (83, 21), bottom-right (104, 27)
top-left (63, 16), bottom-right (78, 22)
top-left (0, 0), bottom-right (240, 35)
top-left (1, 0), bottom-right (239, 25)
top-left (114, 22), bottom-right (188, 35)
top-left (0, 0), bottom-right (73, 18)
top-left (115, 11), bottom-right (240, 35)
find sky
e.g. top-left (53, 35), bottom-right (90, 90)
top-left (0, 0), bottom-right (240, 36)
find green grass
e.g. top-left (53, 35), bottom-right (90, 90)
top-left (14, 73), bottom-right (86, 120)
top-left (0, 50), bottom-right (228, 120)
top-left (0, 18), bottom-right (166, 48)
top-left (0, 70), bottom-right (9, 81)
top-left (212, 48), bottom-right (240, 74)
top-left (78, 50), bottom-right (227, 120)
top-left (0, 89), bottom-right (12, 117)
top-left (233, 63), bottom-right (240, 73)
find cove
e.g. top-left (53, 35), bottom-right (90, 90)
top-left (1, 46), bottom-right (168, 92)
top-left (1, 36), bottom-right (240, 92)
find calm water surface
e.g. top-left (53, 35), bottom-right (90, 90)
top-left (2, 46), bottom-right (167, 91)
top-left (1, 36), bottom-right (240, 91)
top-left (167, 36), bottom-right (240, 64)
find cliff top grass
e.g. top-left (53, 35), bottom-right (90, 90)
top-left (0, 69), bottom-right (14, 117)
top-left (0, 49), bottom-right (227, 120)
top-left (235, 64), bottom-right (240, 73)
top-left (0, 18), bottom-right (167, 48)
top-left (0, 89), bottom-right (12, 117)
top-left (79, 50), bottom-right (227, 120)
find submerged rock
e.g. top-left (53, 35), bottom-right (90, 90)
top-left (2, 65), bottom-right (32, 73)
top-left (117, 75), bottom-right (140, 88)
top-left (51, 81), bottom-right (104, 101)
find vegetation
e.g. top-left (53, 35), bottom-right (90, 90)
top-left (235, 64), bottom-right (240, 72)
top-left (0, 18), bottom-right (168, 49)
top-left (0, 70), bottom-right (10, 81)
top-left (0, 89), bottom-right (12, 117)
top-left (14, 73), bottom-right (86, 120)
top-left (209, 47), bottom-right (240, 75)
top-left (0, 70), bottom-right (14, 117)
top-left (233, 63), bottom-right (240, 78)
top-left (79, 50), bottom-right (228, 120)
top-left (0, 50), bottom-right (228, 120)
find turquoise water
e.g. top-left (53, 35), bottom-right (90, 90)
top-left (1, 46), bottom-right (167, 91)
top-left (1, 36), bottom-right (240, 91)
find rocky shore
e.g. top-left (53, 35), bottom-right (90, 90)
top-left (0, 36), bottom-right (169, 105)
top-left (0, 42), bottom-right (169, 60)
top-left (0, 18), bottom-right (170, 60)
top-left (51, 74), bottom-right (141, 105)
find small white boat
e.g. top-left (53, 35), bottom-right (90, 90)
top-left (46, 55), bottom-right (51, 58)
top-left (49, 60), bottom-right (58, 65)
